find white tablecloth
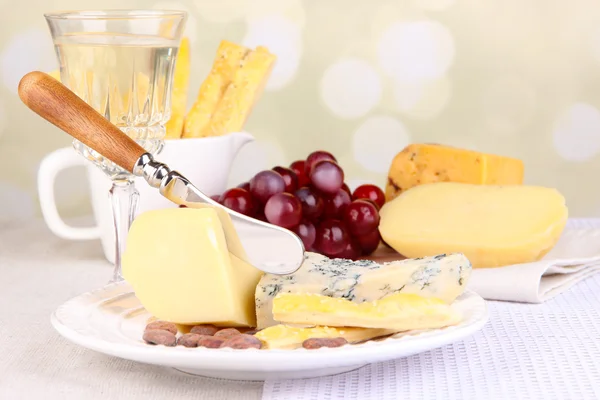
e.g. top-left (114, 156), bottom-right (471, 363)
top-left (263, 274), bottom-right (600, 399)
top-left (0, 220), bottom-right (262, 400)
top-left (263, 219), bottom-right (600, 399)
top-left (2, 220), bottom-right (599, 400)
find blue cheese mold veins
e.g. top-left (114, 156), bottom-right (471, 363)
top-left (255, 252), bottom-right (472, 329)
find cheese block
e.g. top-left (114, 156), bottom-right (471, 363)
top-left (254, 325), bottom-right (397, 349)
top-left (122, 208), bottom-right (262, 327)
top-left (183, 41), bottom-right (249, 138)
top-left (165, 37), bottom-right (190, 139)
top-left (255, 252), bottom-right (471, 329)
top-left (385, 143), bottom-right (524, 202)
top-left (379, 182), bottom-right (568, 268)
top-left (203, 46), bottom-right (276, 137)
top-left (273, 292), bottom-right (461, 331)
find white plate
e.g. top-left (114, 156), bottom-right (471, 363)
top-left (51, 282), bottom-right (489, 381)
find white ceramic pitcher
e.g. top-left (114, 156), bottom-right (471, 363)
top-left (38, 132), bottom-right (254, 264)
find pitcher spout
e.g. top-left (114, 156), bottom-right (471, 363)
top-left (230, 131), bottom-right (254, 155)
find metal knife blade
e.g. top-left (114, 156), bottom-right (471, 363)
top-left (158, 169), bottom-right (306, 275)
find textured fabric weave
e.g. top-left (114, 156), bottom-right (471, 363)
top-left (263, 220), bottom-right (600, 400)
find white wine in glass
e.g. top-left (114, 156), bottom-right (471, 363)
top-left (45, 10), bottom-right (187, 282)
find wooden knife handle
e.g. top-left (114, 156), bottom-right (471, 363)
top-left (18, 71), bottom-right (146, 173)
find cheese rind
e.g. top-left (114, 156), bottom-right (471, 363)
top-left (385, 143), bottom-right (524, 202)
top-left (255, 252), bottom-right (471, 329)
top-left (379, 182), bottom-right (568, 268)
top-left (254, 325), bottom-right (396, 349)
top-left (122, 208), bottom-right (262, 326)
top-left (273, 292), bottom-right (461, 331)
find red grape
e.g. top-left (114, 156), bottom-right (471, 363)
top-left (310, 160), bottom-right (344, 194)
top-left (294, 220), bottom-right (316, 250)
top-left (210, 195), bottom-right (222, 203)
top-left (323, 188), bottom-right (351, 219)
top-left (255, 209), bottom-right (268, 222)
top-left (313, 219), bottom-right (349, 256)
top-left (295, 186), bottom-right (324, 221)
top-left (355, 229), bottom-right (381, 255)
top-left (249, 170), bottom-right (286, 204)
top-left (179, 204), bottom-right (187, 208)
top-left (305, 150), bottom-right (337, 175)
top-left (336, 240), bottom-right (361, 260)
top-left (343, 199), bottom-right (380, 236)
top-left (264, 193), bottom-right (302, 229)
top-left (289, 160), bottom-right (310, 188)
top-left (341, 183), bottom-right (351, 197)
top-left (352, 184), bottom-right (385, 209)
top-left (272, 166), bottom-right (299, 193)
top-left (237, 182), bottom-right (250, 191)
top-left (221, 188), bottom-right (255, 216)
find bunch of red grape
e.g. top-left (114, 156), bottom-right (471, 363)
top-left (213, 151), bottom-right (386, 259)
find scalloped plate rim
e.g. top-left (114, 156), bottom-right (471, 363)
top-left (51, 281), bottom-right (489, 375)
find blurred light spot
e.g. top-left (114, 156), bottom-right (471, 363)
top-left (353, 116), bottom-right (411, 173)
top-left (371, 2), bottom-right (424, 39)
top-left (243, 15), bottom-right (302, 90)
top-left (414, 0), bottom-right (455, 11)
top-left (482, 76), bottom-right (537, 135)
top-left (153, 2), bottom-right (198, 43)
top-left (320, 58), bottom-right (382, 119)
top-left (1, 29), bottom-right (57, 93)
top-left (193, 0), bottom-right (248, 23)
top-left (393, 77), bottom-right (451, 119)
top-left (228, 140), bottom-right (286, 185)
top-left (0, 183), bottom-right (34, 222)
top-left (246, 0), bottom-right (306, 29)
top-left (377, 20), bottom-right (455, 83)
top-left (553, 103), bottom-right (600, 162)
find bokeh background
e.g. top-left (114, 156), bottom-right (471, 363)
top-left (2, 0), bottom-right (600, 224)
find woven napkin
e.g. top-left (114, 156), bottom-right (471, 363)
top-left (467, 219), bottom-right (600, 303)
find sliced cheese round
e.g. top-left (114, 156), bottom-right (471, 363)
top-left (379, 182), bottom-right (568, 268)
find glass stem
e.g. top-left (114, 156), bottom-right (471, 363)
top-left (109, 179), bottom-right (139, 283)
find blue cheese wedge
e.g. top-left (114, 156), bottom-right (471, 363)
top-left (255, 252), bottom-right (471, 329)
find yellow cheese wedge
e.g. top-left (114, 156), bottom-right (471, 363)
top-left (272, 292), bottom-right (461, 331)
top-left (385, 143), bottom-right (524, 202)
top-left (183, 40), bottom-right (249, 138)
top-left (202, 46), bottom-right (276, 137)
top-left (254, 324), bottom-right (396, 349)
top-left (165, 37), bottom-right (190, 139)
top-left (122, 208), bottom-right (262, 327)
top-left (379, 182), bottom-right (568, 268)
top-left (182, 201), bottom-right (249, 263)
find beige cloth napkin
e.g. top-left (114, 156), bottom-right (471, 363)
top-left (467, 223), bottom-right (600, 303)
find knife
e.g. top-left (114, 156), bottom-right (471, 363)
top-left (18, 71), bottom-right (305, 275)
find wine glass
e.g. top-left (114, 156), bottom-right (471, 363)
top-left (45, 10), bottom-right (187, 282)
